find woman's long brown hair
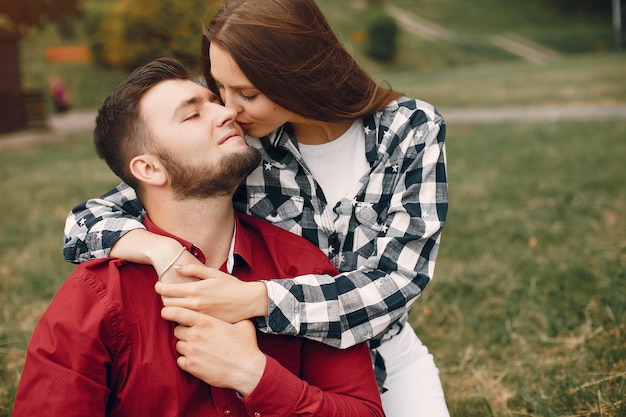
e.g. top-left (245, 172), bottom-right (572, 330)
top-left (202, 0), bottom-right (403, 122)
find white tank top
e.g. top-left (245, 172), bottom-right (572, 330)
top-left (298, 119), bottom-right (369, 209)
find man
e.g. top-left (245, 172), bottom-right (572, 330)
top-left (13, 57), bottom-right (383, 417)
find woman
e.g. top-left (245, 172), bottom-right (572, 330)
top-left (63, 1), bottom-right (449, 415)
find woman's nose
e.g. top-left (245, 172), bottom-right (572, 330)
top-left (221, 90), bottom-right (243, 114)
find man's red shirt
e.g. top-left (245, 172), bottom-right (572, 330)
top-left (13, 213), bottom-right (383, 417)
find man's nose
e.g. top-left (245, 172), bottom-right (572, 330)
top-left (214, 104), bottom-right (238, 127)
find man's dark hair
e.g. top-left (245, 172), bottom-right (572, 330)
top-left (94, 57), bottom-right (189, 191)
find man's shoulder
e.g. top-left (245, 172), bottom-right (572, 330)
top-left (63, 258), bottom-right (155, 311)
top-left (71, 257), bottom-right (147, 288)
top-left (46, 259), bottom-right (125, 316)
top-left (73, 257), bottom-right (125, 274)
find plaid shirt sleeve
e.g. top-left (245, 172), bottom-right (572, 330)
top-left (63, 182), bottom-right (146, 263)
top-left (255, 99), bottom-right (448, 348)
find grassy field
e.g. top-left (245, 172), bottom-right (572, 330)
top-left (422, 119), bottom-right (626, 416)
top-left (0, 134), bottom-right (120, 414)
top-left (2, 0), bottom-right (625, 415)
top-left (388, 0), bottom-right (614, 53)
top-left (1, 115), bottom-right (624, 417)
top-left (383, 52), bottom-right (626, 109)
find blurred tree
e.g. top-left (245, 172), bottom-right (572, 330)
top-left (364, 9), bottom-right (399, 62)
top-left (88, 0), bottom-right (219, 72)
top-left (0, 0), bottom-right (83, 34)
top-left (0, 0), bottom-right (84, 133)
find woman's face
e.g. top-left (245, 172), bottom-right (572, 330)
top-left (209, 43), bottom-right (295, 139)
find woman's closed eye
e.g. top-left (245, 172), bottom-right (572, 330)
top-left (239, 91), bottom-right (257, 101)
top-left (214, 80), bottom-right (258, 102)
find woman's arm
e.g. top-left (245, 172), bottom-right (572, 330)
top-left (63, 182), bottom-right (203, 282)
top-left (111, 229), bottom-right (203, 283)
top-left (259, 111), bottom-right (448, 347)
top-left (63, 182), bottom-right (146, 263)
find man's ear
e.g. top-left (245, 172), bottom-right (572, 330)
top-left (129, 155), bottom-right (168, 186)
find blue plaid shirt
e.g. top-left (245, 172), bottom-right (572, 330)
top-left (64, 96), bottom-right (448, 389)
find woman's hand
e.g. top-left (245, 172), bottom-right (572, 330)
top-left (155, 264), bottom-right (269, 323)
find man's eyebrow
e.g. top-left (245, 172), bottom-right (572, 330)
top-left (172, 96), bottom-right (202, 118)
top-left (208, 91), bottom-right (220, 103)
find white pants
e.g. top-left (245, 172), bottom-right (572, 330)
top-left (378, 324), bottom-right (450, 417)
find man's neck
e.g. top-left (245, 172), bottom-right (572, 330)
top-left (145, 195), bottom-right (236, 269)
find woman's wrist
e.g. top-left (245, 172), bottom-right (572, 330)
top-left (157, 246), bottom-right (187, 279)
top-left (111, 229), bottom-right (182, 269)
top-left (146, 236), bottom-right (186, 272)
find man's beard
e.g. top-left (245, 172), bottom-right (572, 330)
top-left (159, 146), bottom-right (261, 200)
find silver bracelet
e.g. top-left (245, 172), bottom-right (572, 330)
top-left (158, 246), bottom-right (187, 280)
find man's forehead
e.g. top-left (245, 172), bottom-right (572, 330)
top-left (145, 78), bottom-right (197, 102)
top-left (140, 79), bottom-right (204, 116)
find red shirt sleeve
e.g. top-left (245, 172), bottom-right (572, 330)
top-left (13, 270), bottom-right (115, 417)
top-left (241, 343), bottom-right (383, 416)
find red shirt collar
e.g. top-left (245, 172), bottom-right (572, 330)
top-left (142, 213), bottom-right (253, 271)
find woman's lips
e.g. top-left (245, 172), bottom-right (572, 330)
top-left (238, 121), bottom-right (252, 131)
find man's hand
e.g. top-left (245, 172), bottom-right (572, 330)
top-left (161, 306), bottom-right (266, 396)
top-left (154, 265), bottom-right (269, 322)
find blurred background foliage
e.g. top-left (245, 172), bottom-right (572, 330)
top-left (2, 0), bottom-right (620, 73)
top-left (2, 0), bottom-right (621, 111)
top-left (85, 0), bottom-right (218, 71)
top-left (0, 0), bottom-right (82, 34)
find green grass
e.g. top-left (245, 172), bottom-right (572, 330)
top-left (0, 135), bottom-right (119, 415)
top-left (384, 52), bottom-right (626, 108)
top-left (316, 0), bottom-right (618, 75)
top-left (412, 119), bottom-right (626, 416)
top-left (1, 119), bottom-right (624, 416)
top-left (317, 0), bottom-right (520, 74)
top-left (389, 0), bottom-right (615, 53)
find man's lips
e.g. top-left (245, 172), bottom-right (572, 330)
top-left (219, 130), bottom-right (243, 145)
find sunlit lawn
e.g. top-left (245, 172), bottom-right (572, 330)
top-left (1, 116), bottom-right (624, 416)
top-left (413, 119), bottom-right (626, 416)
top-left (0, 134), bottom-right (119, 415)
